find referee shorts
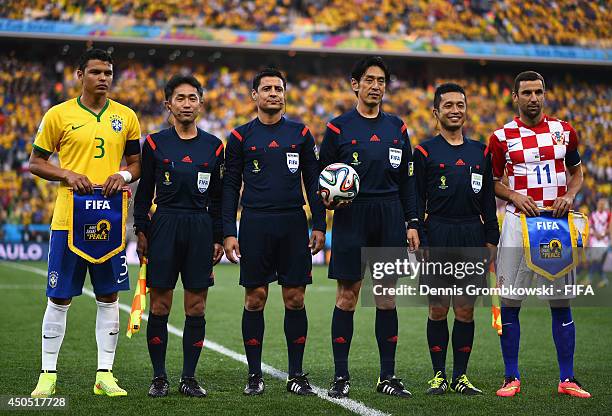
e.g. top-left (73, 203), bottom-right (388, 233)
top-left (420, 215), bottom-right (488, 294)
top-left (328, 195), bottom-right (407, 281)
top-left (147, 208), bottom-right (214, 290)
top-left (238, 208), bottom-right (312, 288)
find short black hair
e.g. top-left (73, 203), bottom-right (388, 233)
top-left (433, 83), bottom-right (467, 110)
top-left (351, 56), bottom-right (390, 84)
top-left (164, 74), bottom-right (203, 101)
top-left (252, 68), bottom-right (286, 91)
top-left (513, 71), bottom-right (545, 93)
top-left (77, 48), bottom-right (113, 72)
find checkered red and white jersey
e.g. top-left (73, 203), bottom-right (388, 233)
top-left (488, 115), bottom-right (580, 213)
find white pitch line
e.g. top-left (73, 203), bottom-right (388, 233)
top-left (2, 261), bottom-right (390, 416)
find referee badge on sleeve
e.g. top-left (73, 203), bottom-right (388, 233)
top-left (197, 172), bottom-right (211, 193)
top-left (471, 172), bottom-right (483, 193)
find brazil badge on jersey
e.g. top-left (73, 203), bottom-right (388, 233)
top-left (521, 210), bottom-right (589, 280)
top-left (67, 187), bottom-right (128, 264)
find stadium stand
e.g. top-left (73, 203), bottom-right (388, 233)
top-left (0, 49), bottom-right (610, 239)
top-left (0, 0), bottom-right (610, 46)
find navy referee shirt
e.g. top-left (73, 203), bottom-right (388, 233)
top-left (133, 127), bottom-right (224, 243)
top-left (413, 134), bottom-right (500, 246)
top-left (318, 108), bottom-right (417, 223)
top-left (222, 116), bottom-right (326, 238)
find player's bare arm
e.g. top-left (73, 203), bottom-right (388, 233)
top-left (551, 163), bottom-right (583, 218)
top-left (29, 148), bottom-right (94, 194)
top-left (101, 153), bottom-right (140, 197)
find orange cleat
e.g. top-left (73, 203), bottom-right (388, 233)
top-left (558, 378), bottom-right (591, 398)
top-left (496, 376), bottom-right (521, 397)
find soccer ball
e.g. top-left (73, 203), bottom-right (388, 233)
top-left (319, 163), bottom-right (360, 204)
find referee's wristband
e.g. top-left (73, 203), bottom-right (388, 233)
top-left (117, 170), bottom-right (133, 184)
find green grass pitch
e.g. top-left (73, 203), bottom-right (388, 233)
top-left (0, 261), bottom-right (610, 415)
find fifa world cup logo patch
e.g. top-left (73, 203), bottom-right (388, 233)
top-left (351, 152), bottom-right (361, 166)
top-left (84, 219), bottom-right (111, 241)
top-left (439, 175), bottom-right (448, 190)
top-left (163, 171), bottom-right (172, 185)
top-left (252, 160), bottom-right (261, 173)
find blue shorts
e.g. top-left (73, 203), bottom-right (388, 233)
top-left (329, 195), bottom-right (407, 281)
top-left (46, 230), bottom-right (130, 299)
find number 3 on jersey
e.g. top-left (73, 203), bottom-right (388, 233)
top-left (94, 137), bottom-right (105, 158)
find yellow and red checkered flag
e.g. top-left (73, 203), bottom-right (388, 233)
top-left (488, 263), bottom-right (502, 335)
top-left (126, 259), bottom-right (148, 338)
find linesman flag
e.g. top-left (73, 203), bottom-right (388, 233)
top-left (126, 260), bottom-right (148, 338)
top-left (488, 263), bottom-right (502, 335)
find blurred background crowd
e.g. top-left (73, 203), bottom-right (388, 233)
top-left (1, 47), bottom-right (610, 241)
top-left (0, 0), bottom-right (610, 46)
top-left (0, 0), bottom-right (610, 242)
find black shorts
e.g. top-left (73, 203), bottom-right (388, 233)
top-left (238, 208), bottom-right (312, 288)
top-left (420, 216), bottom-right (488, 296)
top-left (329, 195), bottom-right (407, 281)
top-left (147, 209), bottom-right (214, 290)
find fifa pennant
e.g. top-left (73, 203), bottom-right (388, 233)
top-left (68, 187), bottom-right (128, 264)
top-left (520, 210), bottom-right (587, 281)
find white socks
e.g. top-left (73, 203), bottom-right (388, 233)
top-left (95, 299), bottom-right (120, 370)
top-left (41, 299), bottom-right (69, 371)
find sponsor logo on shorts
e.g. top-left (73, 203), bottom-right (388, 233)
top-left (48, 271), bottom-right (59, 288)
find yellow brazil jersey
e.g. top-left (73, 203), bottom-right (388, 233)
top-left (33, 97), bottom-right (141, 230)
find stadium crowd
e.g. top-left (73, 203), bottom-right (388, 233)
top-left (0, 54), bottom-right (610, 237)
top-left (0, 0), bottom-right (610, 47)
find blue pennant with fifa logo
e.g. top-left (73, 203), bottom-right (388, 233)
top-left (68, 187), bottom-right (128, 264)
top-left (520, 210), bottom-right (583, 281)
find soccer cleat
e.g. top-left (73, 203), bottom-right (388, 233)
top-left (243, 373), bottom-right (265, 396)
top-left (426, 371), bottom-right (449, 395)
top-left (558, 378), bottom-right (591, 398)
top-left (179, 377), bottom-right (207, 397)
top-left (287, 373), bottom-right (316, 396)
top-left (93, 371), bottom-right (127, 397)
top-left (597, 279), bottom-right (609, 288)
top-left (376, 376), bottom-right (412, 398)
top-left (496, 376), bottom-right (521, 397)
top-left (450, 374), bottom-right (483, 395)
top-left (328, 376), bottom-right (350, 398)
top-left (31, 371), bottom-right (57, 398)
top-left (148, 377), bottom-right (170, 398)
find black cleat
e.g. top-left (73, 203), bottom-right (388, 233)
top-left (287, 373), bottom-right (316, 396)
top-left (376, 376), bottom-right (412, 398)
top-left (450, 374), bottom-right (483, 395)
top-left (178, 377), bottom-right (207, 397)
top-left (426, 371), bottom-right (449, 395)
top-left (243, 373), bottom-right (265, 396)
top-left (328, 376), bottom-right (350, 398)
top-left (148, 377), bottom-right (169, 398)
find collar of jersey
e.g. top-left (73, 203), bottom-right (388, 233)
top-left (77, 96), bottom-right (110, 122)
top-left (514, 114), bottom-right (548, 129)
top-left (255, 115), bottom-right (285, 128)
